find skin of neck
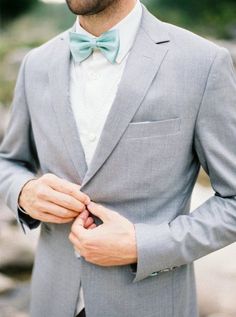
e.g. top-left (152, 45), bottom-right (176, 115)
top-left (78, 0), bottom-right (137, 36)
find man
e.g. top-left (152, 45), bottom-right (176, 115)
top-left (0, 0), bottom-right (236, 316)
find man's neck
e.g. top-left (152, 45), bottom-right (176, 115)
top-left (79, 0), bottom-right (137, 37)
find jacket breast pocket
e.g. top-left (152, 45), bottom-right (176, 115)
top-left (123, 117), bottom-right (181, 139)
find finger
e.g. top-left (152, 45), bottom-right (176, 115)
top-left (78, 209), bottom-right (89, 221)
top-left (36, 200), bottom-right (80, 218)
top-left (37, 212), bottom-right (75, 224)
top-left (71, 217), bottom-right (88, 239)
top-left (84, 217), bottom-right (94, 229)
top-left (43, 188), bottom-right (86, 213)
top-left (76, 210), bottom-right (94, 228)
top-left (42, 174), bottom-right (90, 205)
top-left (72, 213), bottom-right (86, 229)
top-left (88, 224), bottom-right (97, 230)
top-left (87, 202), bottom-right (111, 222)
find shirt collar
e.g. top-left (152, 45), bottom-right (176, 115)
top-left (75, 0), bottom-right (142, 64)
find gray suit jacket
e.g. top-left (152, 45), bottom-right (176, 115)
top-left (0, 5), bottom-right (236, 317)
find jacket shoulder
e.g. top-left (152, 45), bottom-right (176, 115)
top-left (142, 7), bottom-right (225, 64)
top-left (163, 21), bottom-right (223, 58)
top-left (23, 29), bottom-right (70, 67)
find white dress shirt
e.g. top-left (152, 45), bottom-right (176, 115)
top-left (69, 1), bottom-right (142, 314)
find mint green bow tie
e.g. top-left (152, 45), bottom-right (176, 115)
top-left (69, 29), bottom-right (120, 64)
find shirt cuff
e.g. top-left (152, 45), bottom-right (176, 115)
top-left (18, 204), bottom-right (41, 230)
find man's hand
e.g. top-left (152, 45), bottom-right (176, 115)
top-left (69, 202), bottom-right (137, 266)
top-left (18, 173), bottom-right (91, 224)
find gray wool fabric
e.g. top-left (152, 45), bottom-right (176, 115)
top-left (0, 4), bottom-right (236, 317)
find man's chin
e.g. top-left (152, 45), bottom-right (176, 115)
top-left (66, 0), bottom-right (116, 16)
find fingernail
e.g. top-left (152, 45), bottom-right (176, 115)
top-left (87, 202), bottom-right (94, 209)
top-left (79, 210), bottom-right (88, 219)
top-left (85, 198), bottom-right (91, 205)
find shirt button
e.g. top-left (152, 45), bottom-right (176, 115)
top-left (88, 71), bottom-right (99, 80)
top-left (88, 133), bottom-right (97, 142)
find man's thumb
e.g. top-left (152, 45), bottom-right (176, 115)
top-left (87, 202), bottom-right (110, 222)
top-left (72, 210), bottom-right (88, 230)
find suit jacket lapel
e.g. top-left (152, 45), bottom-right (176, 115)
top-left (81, 6), bottom-right (171, 188)
top-left (48, 29), bottom-right (88, 184)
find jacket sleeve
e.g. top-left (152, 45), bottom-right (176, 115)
top-left (0, 52), bottom-right (41, 232)
top-left (133, 47), bottom-right (236, 282)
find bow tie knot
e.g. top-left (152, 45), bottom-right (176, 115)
top-left (69, 29), bottom-right (120, 64)
top-left (90, 38), bottom-right (97, 48)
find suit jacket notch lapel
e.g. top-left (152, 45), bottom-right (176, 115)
top-left (81, 8), bottom-right (171, 188)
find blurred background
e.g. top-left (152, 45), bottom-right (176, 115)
top-left (0, 0), bottom-right (235, 316)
